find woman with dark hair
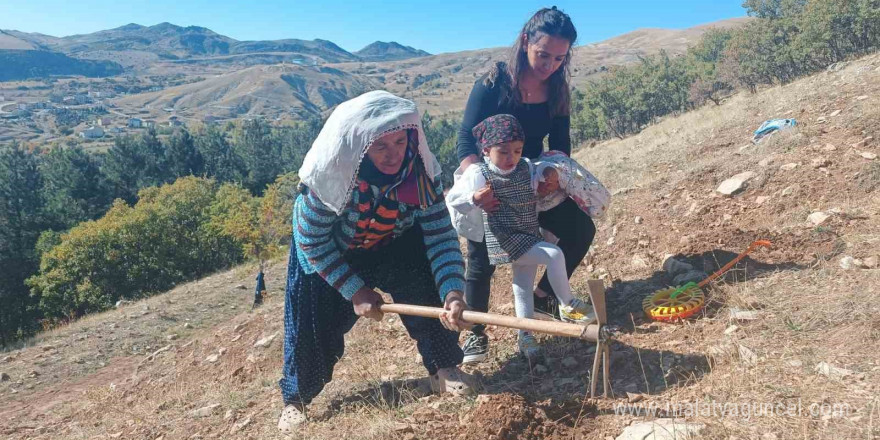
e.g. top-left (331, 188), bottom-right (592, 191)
top-left (455, 6), bottom-right (596, 363)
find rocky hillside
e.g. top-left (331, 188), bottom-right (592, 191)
top-left (355, 41), bottom-right (430, 62)
top-left (1, 50), bottom-right (877, 440)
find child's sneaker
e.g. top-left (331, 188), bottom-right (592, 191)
top-left (559, 298), bottom-right (597, 324)
top-left (517, 331), bottom-right (542, 360)
top-left (461, 331), bottom-right (489, 364)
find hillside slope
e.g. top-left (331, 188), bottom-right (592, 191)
top-left (113, 63), bottom-right (380, 120)
top-left (1, 51), bottom-right (878, 440)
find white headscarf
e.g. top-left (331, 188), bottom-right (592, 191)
top-left (298, 90), bottom-right (441, 215)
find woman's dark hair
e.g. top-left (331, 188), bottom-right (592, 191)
top-left (486, 6), bottom-right (577, 116)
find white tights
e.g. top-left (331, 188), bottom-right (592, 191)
top-left (511, 241), bottom-right (574, 320)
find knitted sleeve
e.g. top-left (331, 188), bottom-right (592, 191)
top-left (294, 191), bottom-right (366, 299)
top-left (414, 183), bottom-right (466, 301)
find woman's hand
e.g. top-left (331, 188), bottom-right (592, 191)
top-left (537, 168), bottom-right (560, 197)
top-left (352, 287), bottom-right (384, 321)
top-left (473, 186), bottom-right (500, 213)
top-left (439, 291), bottom-right (472, 332)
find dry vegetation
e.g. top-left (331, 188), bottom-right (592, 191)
top-left (2, 49), bottom-right (880, 440)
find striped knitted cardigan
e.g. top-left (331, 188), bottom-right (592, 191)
top-left (293, 182), bottom-right (465, 301)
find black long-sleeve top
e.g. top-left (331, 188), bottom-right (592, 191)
top-left (456, 73), bottom-right (571, 161)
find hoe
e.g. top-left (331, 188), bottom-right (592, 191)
top-left (379, 280), bottom-right (618, 398)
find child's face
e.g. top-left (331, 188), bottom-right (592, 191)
top-left (483, 140), bottom-right (524, 171)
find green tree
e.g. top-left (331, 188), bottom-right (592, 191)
top-left (277, 117), bottom-right (322, 175)
top-left (166, 128), bottom-right (204, 178)
top-left (39, 145), bottom-right (113, 229)
top-left (0, 143), bottom-right (45, 345)
top-left (233, 119), bottom-right (281, 194)
top-left (103, 130), bottom-right (170, 203)
top-left (195, 125), bottom-right (245, 184)
top-left (28, 177), bottom-right (243, 321)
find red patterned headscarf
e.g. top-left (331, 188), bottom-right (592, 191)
top-left (472, 114), bottom-right (525, 150)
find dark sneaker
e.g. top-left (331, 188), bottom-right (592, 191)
top-left (534, 294), bottom-right (559, 320)
top-left (461, 331), bottom-right (489, 364)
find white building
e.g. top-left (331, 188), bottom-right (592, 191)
top-left (79, 126), bottom-right (105, 139)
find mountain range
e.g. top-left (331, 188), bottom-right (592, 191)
top-left (0, 23), bottom-right (431, 74)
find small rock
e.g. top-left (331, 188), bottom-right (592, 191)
top-left (235, 284), bottom-right (246, 290)
top-left (811, 157), bottom-right (830, 168)
top-left (183, 323), bottom-right (192, 329)
top-left (816, 116), bottom-right (827, 124)
top-left (808, 211), bottom-right (831, 225)
top-left (233, 323), bottom-right (246, 333)
top-left (109, 432), bottom-right (123, 439)
top-left (860, 152), bottom-right (877, 160)
top-left (755, 196), bottom-right (770, 205)
top-left (616, 419), bottom-right (704, 440)
top-left (672, 270), bottom-right (707, 286)
top-left (631, 254), bottom-right (649, 270)
top-left (232, 417), bottom-right (253, 433)
top-left (787, 359), bottom-right (803, 368)
top-left (738, 344), bottom-right (758, 367)
top-left (863, 256), bottom-right (878, 269)
top-left (218, 347), bottom-right (227, 355)
top-left (0, 372), bottom-right (9, 381)
top-left (393, 423), bottom-right (414, 433)
top-left (166, 334), bottom-right (179, 341)
top-left (28, 370), bottom-right (39, 378)
top-left (729, 308), bottom-right (761, 321)
top-left (856, 95), bottom-right (868, 100)
top-left (626, 392), bottom-right (645, 403)
top-left (191, 403), bottom-right (221, 418)
top-left (633, 216), bottom-right (643, 224)
top-left (716, 171), bottom-right (757, 196)
top-left (205, 354), bottom-right (220, 363)
top-left (839, 256), bottom-right (856, 270)
top-left (780, 163), bottom-right (799, 171)
top-left (723, 213), bottom-right (733, 222)
top-left (224, 409), bottom-right (235, 420)
top-left (231, 334), bottom-right (242, 342)
top-left (724, 325), bottom-right (739, 335)
top-left (115, 300), bottom-right (130, 308)
top-left (815, 362), bottom-right (853, 380)
top-left (829, 109), bottom-right (842, 117)
top-left (781, 185), bottom-right (796, 196)
top-left (254, 332), bottom-right (279, 348)
top-left (822, 143), bottom-right (837, 151)
top-left (561, 357), bottom-right (579, 368)
top-left (246, 354), bottom-right (258, 364)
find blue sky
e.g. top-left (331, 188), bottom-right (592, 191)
top-left (0, 1), bottom-right (746, 54)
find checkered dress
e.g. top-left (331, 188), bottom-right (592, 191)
top-left (480, 160), bottom-right (541, 265)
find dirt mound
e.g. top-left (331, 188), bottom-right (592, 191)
top-left (459, 394), bottom-right (566, 440)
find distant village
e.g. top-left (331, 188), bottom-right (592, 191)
top-left (0, 75), bottom-right (223, 144)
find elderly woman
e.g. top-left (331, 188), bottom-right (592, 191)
top-left (278, 91), bottom-right (476, 432)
